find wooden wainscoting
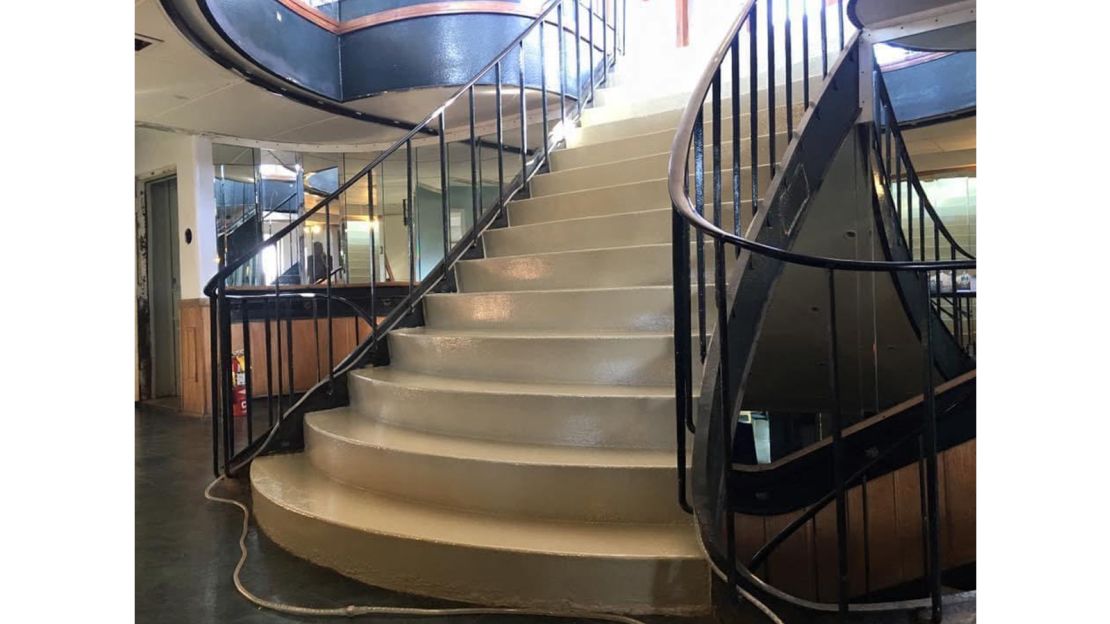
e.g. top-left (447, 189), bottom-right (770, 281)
top-left (178, 299), bottom-right (373, 416)
top-left (735, 439), bottom-right (976, 601)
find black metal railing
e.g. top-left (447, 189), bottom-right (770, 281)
top-left (205, 0), bottom-right (626, 477)
top-left (873, 66), bottom-right (977, 358)
top-left (667, 1), bottom-right (973, 622)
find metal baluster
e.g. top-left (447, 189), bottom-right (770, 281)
top-left (920, 273), bottom-right (943, 622)
top-left (496, 63), bottom-right (505, 193)
top-left (369, 166), bottom-right (379, 332)
top-left (218, 284), bottom-right (234, 467)
top-left (934, 221), bottom-right (942, 316)
top-left (952, 246), bottom-right (962, 348)
top-left (241, 302), bottom-right (253, 442)
top-left (693, 110), bottom-right (707, 360)
top-left (469, 87), bottom-right (479, 238)
top-left (785, 0), bottom-right (793, 140)
top-left (767, 0), bottom-right (776, 174)
top-left (919, 184), bottom-right (926, 264)
top-left (263, 299), bottom-right (274, 427)
top-left (208, 294), bottom-right (220, 476)
top-left (285, 296), bottom-right (294, 403)
top-left (749, 6), bottom-right (759, 217)
top-left (821, 0), bottom-right (829, 77)
top-left (273, 285), bottom-right (284, 416)
top-left (731, 33), bottom-right (741, 238)
top-left (908, 181), bottom-right (914, 259)
top-left (803, 0), bottom-right (810, 109)
top-left (602, 0), bottom-right (608, 85)
top-left (588, 0), bottom-right (595, 104)
top-left (540, 20), bottom-right (550, 163)
top-left (713, 73), bottom-right (723, 241)
top-left (622, 0), bottom-right (627, 55)
top-left (312, 298), bottom-right (321, 381)
top-left (895, 151), bottom-right (902, 221)
top-left (826, 270), bottom-right (849, 617)
top-left (518, 40), bottom-right (529, 185)
top-left (717, 245), bottom-right (736, 589)
top-left (439, 112), bottom-right (450, 264)
top-left (838, 0), bottom-right (846, 50)
top-left (406, 141), bottom-right (416, 303)
top-left (574, 0), bottom-right (582, 117)
top-left (324, 200), bottom-right (333, 385)
top-left (671, 209), bottom-right (694, 509)
top-left (558, 3), bottom-right (567, 128)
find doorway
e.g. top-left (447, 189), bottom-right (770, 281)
top-left (146, 176), bottom-right (181, 398)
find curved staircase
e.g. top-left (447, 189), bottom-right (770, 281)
top-left (245, 83), bottom-right (809, 615)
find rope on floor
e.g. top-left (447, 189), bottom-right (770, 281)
top-left (204, 475), bottom-right (649, 622)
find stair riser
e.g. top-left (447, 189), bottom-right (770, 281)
top-left (388, 330), bottom-right (698, 386)
top-left (253, 490), bottom-right (710, 615)
top-left (552, 130), bottom-right (790, 172)
top-left (484, 209), bottom-right (672, 257)
top-left (348, 372), bottom-right (684, 449)
top-left (511, 178), bottom-right (761, 226)
top-left (531, 153), bottom-right (774, 197)
top-left (595, 71), bottom-right (825, 111)
top-left (575, 102), bottom-right (804, 147)
top-left (424, 287), bottom-right (716, 332)
top-left (306, 420), bottom-right (688, 524)
top-left (458, 244), bottom-right (714, 292)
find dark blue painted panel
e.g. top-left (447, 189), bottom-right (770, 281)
top-left (204, 1), bottom-right (603, 103)
top-left (339, 0), bottom-right (486, 21)
top-left (885, 51), bottom-right (976, 125)
top-left (206, 0), bottom-right (341, 100)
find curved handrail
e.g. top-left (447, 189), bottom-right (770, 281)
top-left (666, 2), bottom-right (975, 619)
top-left (665, 25), bottom-right (973, 273)
top-left (204, 0), bottom-right (583, 297)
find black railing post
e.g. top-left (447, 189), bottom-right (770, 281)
top-left (242, 302), bottom-right (254, 442)
top-left (920, 272), bottom-right (943, 623)
top-left (821, 0), bottom-right (829, 77)
top-left (496, 62), bottom-right (505, 193)
top-left (749, 5), bottom-right (759, 217)
top-left (324, 200), bottom-right (334, 386)
top-left (518, 41), bottom-right (529, 184)
top-left (406, 140), bottom-right (417, 304)
top-left (439, 112), bottom-right (451, 263)
top-left (826, 269), bottom-right (849, 616)
top-left (540, 17), bottom-right (550, 161)
top-left (731, 33), bottom-right (741, 238)
top-left (693, 110), bottom-right (707, 360)
top-left (785, 0), bottom-right (794, 140)
top-left (208, 294), bottom-right (220, 476)
top-left (671, 209), bottom-right (694, 512)
top-left (716, 242), bottom-right (736, 590)
top-left (601, 0), bottom-right (608, 85)
top-left (767, 0), bottom-right (776, 174)
top-left (273, 285), bottom-right (284, 417)
top-left (803, 0), bottom-right (810, 108)
top-left (574, 0), bottom-right (582, 117)
top-left (558, 2), bottom-right (567, 128)
top-left (263, 300), bottom-right (274, 427)
top-left (312, 298), bottom-right (322, 381)
top-left (468, 86), bottom-right (480, 236)
top-left (588, 0), bottom-right (595, 104)
top-left (218, 285), bottom-right (234, 469)
top-left (838, 0), bottom-right (846, 50)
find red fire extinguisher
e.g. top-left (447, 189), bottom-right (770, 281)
top-left (231, 351), bottom-right (248, 418)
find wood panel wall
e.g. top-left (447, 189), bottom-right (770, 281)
top-left (735, 439), bottom-right (976, 601)
top-left (177, 299), bottom-right (373, 416)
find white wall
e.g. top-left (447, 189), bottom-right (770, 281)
top-left (135, 127), bottom-right (218, 300)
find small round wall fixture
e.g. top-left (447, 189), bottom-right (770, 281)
top-left (185, 228), bottom-right (193, 244)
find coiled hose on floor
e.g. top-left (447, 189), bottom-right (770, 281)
top-left (204, 475), bottom-right (783, 623)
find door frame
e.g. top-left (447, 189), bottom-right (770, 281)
top-left (136, 170), bottom-right (180, 401)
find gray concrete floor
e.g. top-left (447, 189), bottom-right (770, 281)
top-left (135, 404), bottom-right (718, 624)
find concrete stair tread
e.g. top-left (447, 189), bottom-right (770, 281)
top-left (512, 177), bottom-right (672, 208)
top-left (252, 453), bottom-right (703, 558)
top-left (307, 408), bottom-right (675, 468)
top-left (465, 241), bottom-right (671, 263)
top-left (392, 326), bottom-right (675, 340)
top-left (495, 207), bottom-right (671, 232)
top-left (352, 364), bottom-right (680, 399)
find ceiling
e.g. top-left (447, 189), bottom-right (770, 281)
top-left (135, 0), bottom-right (480, 150)
top-left (902, 116), bottom-right (976, 174)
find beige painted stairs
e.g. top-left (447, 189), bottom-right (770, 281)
top-left (251, 77), bottom-right (805, 615)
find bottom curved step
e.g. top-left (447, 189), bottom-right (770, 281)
top-left (251, 454), bottom-right (712, 615)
